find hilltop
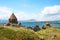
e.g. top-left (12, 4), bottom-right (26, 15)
top-left (36, 27), bottom-right (60, 40)
top-left (0, 25), bottom-right (60, 40)
top-left (0, 26), bottom-right (40, 40)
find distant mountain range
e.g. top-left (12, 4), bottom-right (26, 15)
top-left (0, 19), bottom-right (60, 24)
top-left (19, 19), bottom-right (37, 22)
top-left (19, 19), bottom-right (60, 22)
top-left (0, 20), bottom-right (8, 24)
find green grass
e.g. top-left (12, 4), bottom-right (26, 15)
top-left (36, 27), bottom-right (60, 40)
top-left (0, 26), bottom-right (39, 40)
top-left (0, 26), bottom-right (60, 40)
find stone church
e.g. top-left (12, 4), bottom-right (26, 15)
top-left (9, 13), bottom-right (18, 24)
top-left (46, 22), bottom-right (51, 28)
top-left (6, 12), bottom-right (21, 26)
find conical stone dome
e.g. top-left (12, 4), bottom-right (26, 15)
top-left (9, 13), bottom-right (18, 24)
top-left (9, 13), bottom-right (17, 19)
top-left (46, 22), bottom-right (51, 28)
top-left (46, 22), bottom-right (50, 25)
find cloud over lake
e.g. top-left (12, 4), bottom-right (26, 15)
top-left (0, 5), bottom-right (60, 21)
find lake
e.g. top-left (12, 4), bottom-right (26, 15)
top-left (0, 21), bottom-right (60, 28)
top-left (21, 22), bottom-right (60, 28)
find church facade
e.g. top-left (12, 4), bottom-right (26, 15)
top-left (6, 12), bottom-right (21, 26)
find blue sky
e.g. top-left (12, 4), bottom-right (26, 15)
top-left (0, 0), bottom-right (60, 21)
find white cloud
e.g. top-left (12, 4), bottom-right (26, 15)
top-left (36, 5), bottom-right (60, 21)
top-left (41, 5), bottom-right (60, 14)
top-left (15, 11), bottom-right (37, 20)
top-left (0, 5), bottom-right (60, 21)
top-left (0, 7), bottom-right (12, 13)
top-left (0, 6), bottom-right (37, 20)
top-left (0, 7), bottom-right (13, 19)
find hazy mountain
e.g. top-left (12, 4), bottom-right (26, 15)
top-left (0, 19), bottom-right (60, 23)
top-left (0, 20), bottom-right (8, 24)
top-left (19, 19), bottom-right (37, 22)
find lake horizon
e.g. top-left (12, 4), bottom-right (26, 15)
top-left (0, 20), bottom-right (60, 28)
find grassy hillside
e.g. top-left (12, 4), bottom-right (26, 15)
top-left (36, 27), bottom-right (60, 40)
top-left (0, 26), bottom-right (40, 40)
top-left (0, 25), bottom-right (60, 40)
